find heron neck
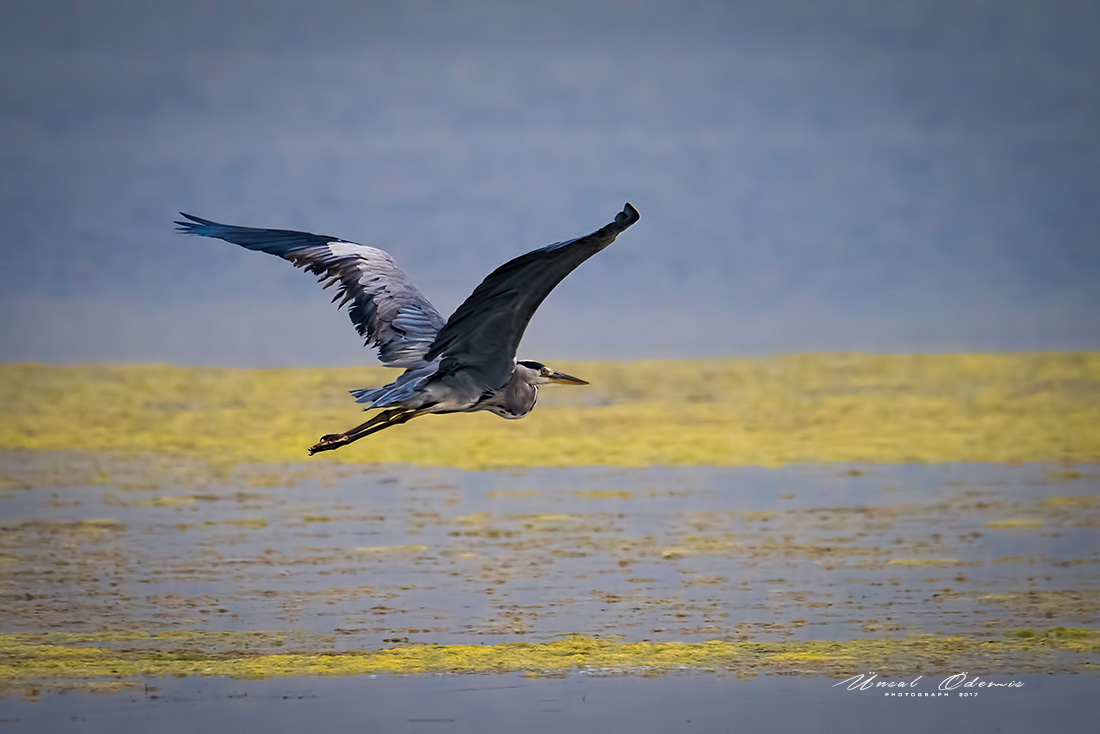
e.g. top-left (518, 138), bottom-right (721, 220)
top-left (502, 371), bottom-right (538, 417)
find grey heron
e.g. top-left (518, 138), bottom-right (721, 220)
top-left (175, 203), bottom-right (639, 455)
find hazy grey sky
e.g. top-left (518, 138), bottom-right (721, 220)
top-left (2, 0), bottom-right (1097, 366)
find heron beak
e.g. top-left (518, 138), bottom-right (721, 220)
top-left (549, 370), bottom-right (589, 386)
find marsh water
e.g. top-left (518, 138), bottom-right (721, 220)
top-left (4, 673), bottom-right (1097, 734)
top-left (1, 462), bottom-right (1097, 645)
top-left (1, 460), bottom-right (1097, 730)
top-left (3, 0), bottom-right (1099, 728)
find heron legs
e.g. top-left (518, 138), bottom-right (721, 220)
top-left (308, 408), bottom-right (424, 455)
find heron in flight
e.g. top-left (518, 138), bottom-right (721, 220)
top-left (175, 203), bottom-right (639, 455)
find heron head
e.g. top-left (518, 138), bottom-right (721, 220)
top-left (518, 360), bottom-right (589, 386)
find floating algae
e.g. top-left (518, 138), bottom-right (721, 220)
top-left (2, 353), bottom-right (1098, 471)
top-left (1040, 496), bottom-right (1099, 509)
top-left (986, 519), bottom-right (1044, 530)
top-left (1, 628), bottom-right (1097, 694)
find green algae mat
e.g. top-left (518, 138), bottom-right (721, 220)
top-left (2, 352), bottom-right (1098, 471)
top-left (2, 628), bottom-right (1097, 689)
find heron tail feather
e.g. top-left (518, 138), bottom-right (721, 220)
top-left (349, 386), bottom-right (387, 405)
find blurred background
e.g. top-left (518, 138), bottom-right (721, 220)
top-left (1, 0), bottom-right (1097, 367)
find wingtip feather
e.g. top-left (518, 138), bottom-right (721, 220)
top-left (174, 212), bottom-right (223, 235)
top-left (616, 203), bottom-right (640, 227)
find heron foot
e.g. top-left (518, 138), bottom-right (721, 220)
top-left (308, 433), bottom-right (349, 456)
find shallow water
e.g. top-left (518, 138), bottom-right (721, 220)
top-left (1, 673), bottom-right (1096, 734)
top-left (1, 460), bottom-right (1097, 648)
top-left (2, 457), bottom-right (1097, 730)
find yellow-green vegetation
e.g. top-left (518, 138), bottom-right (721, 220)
top-left (575, 489), bottom-right (635, 500)
top-left (1, 628), bottom-right (1096, 692)
top-left (354, 544), bottom-right (428, 554)
top-left (986, 519), bottom-right (1044, 530)
top-left (1040, 496), bottom-right (1099, 509)
top-left (1, 352), bottom-right (1098, 469)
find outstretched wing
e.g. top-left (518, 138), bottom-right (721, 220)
top-left (175, 213), bottom-right (445, 368)
top-left (425, 203), bottom-right (639, 386)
